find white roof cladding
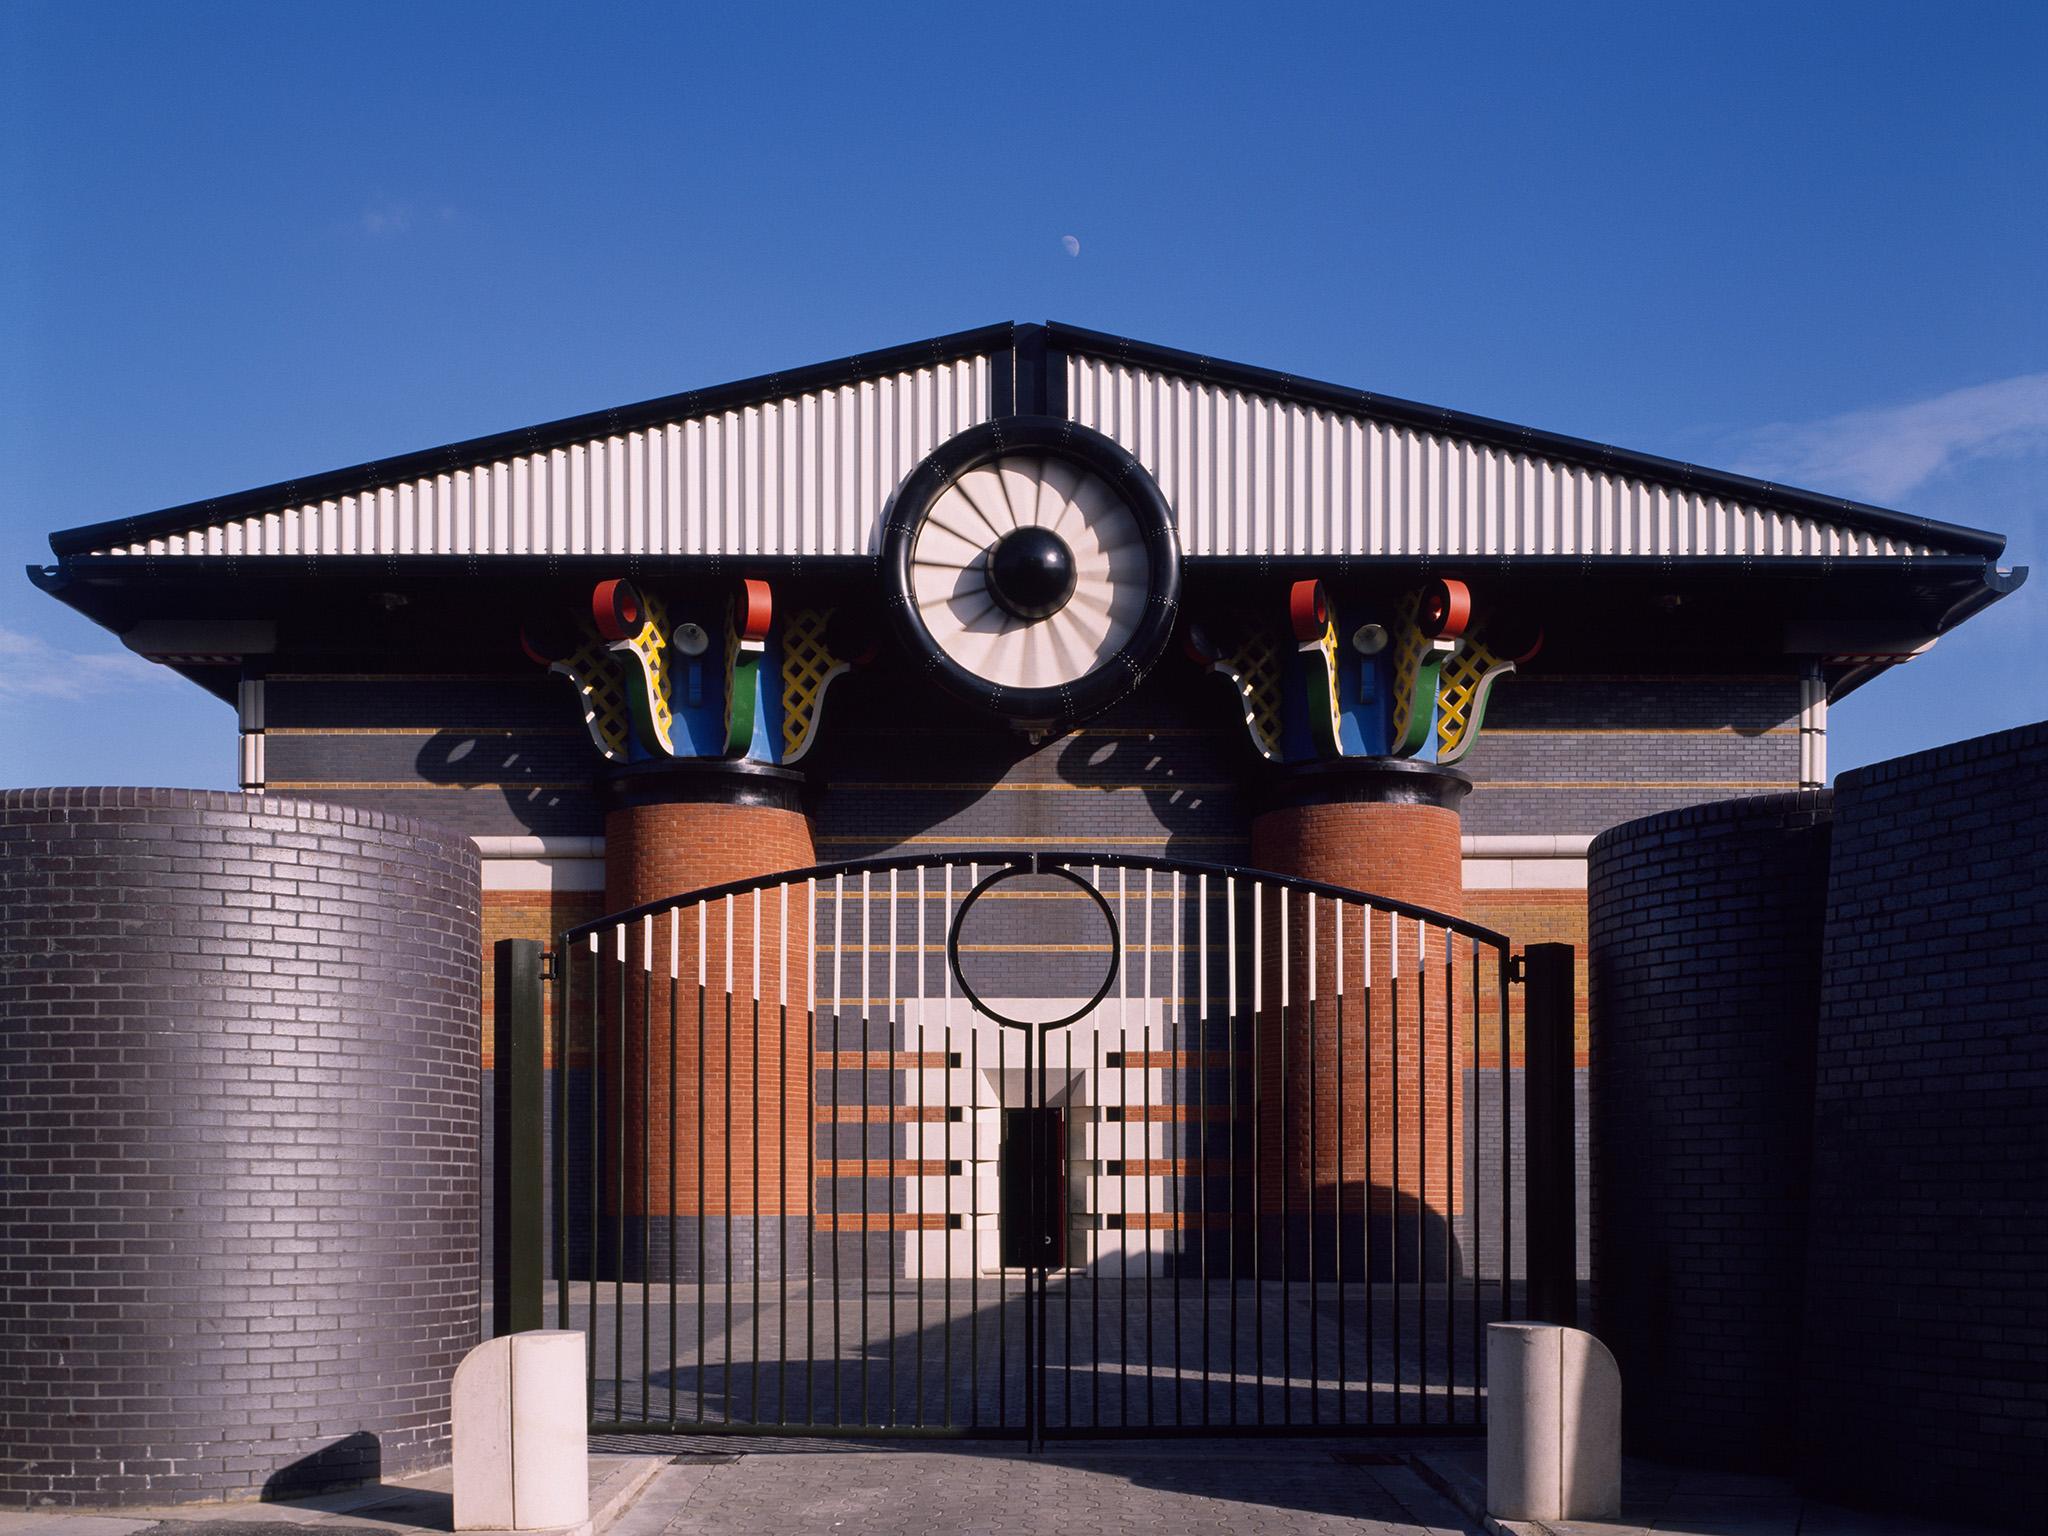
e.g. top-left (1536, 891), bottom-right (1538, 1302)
top-left (1069, 353), bottom-right (1931, 559)
top-left (87, 354), bottom-right (992, 560)
top-left (49, 320), bottom-right (2006, 565)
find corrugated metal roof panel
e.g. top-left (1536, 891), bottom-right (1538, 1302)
top-left (98, 356), bottom-right (992, 559)
top-left (1065, 355), bottom-right (1936, 559)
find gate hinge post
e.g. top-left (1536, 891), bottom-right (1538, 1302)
top-left (1507, 953), bottom-right (1527, 985)
top-left (539, 947), bottom-right (559, 982)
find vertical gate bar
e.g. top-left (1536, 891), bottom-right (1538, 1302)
top-left (1198, 873), bottom-right (1210, 1426)
top-left (831, 875), bottom-right (844, 1425)
top-left (1251, 881), bottom-right (1264, 1426)
top-left (1417, 919), bottom-right (1428, 1425)
top-left (614, 926), bottom-right (625, 1422)
top-left (1091, 872), bottom-right (1102, 1431)
top-left (1037, 989), bottom-right (1050, 1448)
top-left (914, 867), bottom-right (925, 1428)
top-left (697, 906), bottom-right (708, 1426)
top-left (1023, 1019), bottom-right (1038, 1451)
top-left (669, 909), bottom-right (679, 1427)
top-left (1470, 935), bottom-right (1482, 1425)
top-left (1277, 886), bottom-right (1290, 1426)
top-left (751, 890), bottom-right (762, 1424)
top-left (587, 936), bottom-right (598, 1418)
top-left (1122, 868), bottom-right (1138, 1433)
top-left (1390, 911), bottom-right (1401, 1423)
top-left (997, 989), bottom-right (1007, 1429)
top-left (1335, 899), bottom-right (1347, 1425)
top-left (1225, 875), bottom-right (1239, 1424)
top-left (947, 867), bottom-right (965, 1428)
top-left (1063, 938), bottom-right (1073, 1432)
top-left (1444, 925), bottom-right (1455, 1422)
top-left (556, 937), bottom-right (571, 1333)
top-left (641, 916), bottom-right (652, 1423)
top-left (886, 869), bottom-right (897, 1426)
top-left (1500, 945), bottom-right (1512, 1336)
top-left (1363, 908), bottom-right (1374, 1427)
top-left (1143, 867), bottom-right (1156, 1427)
top-left (937, 868), bottom-right (953, 1428)
top-left (778, 886), bottom-right (789, 1425)
top-left (1171, 870), bottom-right (1184, 1427)
top-left (1308, 894), bottom-right (1319, 1425)
top-left (806, 881), bottom-right (819, 1426)
top-left (733, 901), bottom-right (741, 1433)
top-left (859, 870), bottom-right (871, 1428)
top-left (967, 864), bottom-right (981, 1430)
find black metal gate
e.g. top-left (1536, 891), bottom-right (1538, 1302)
top-left (541, 851), bottom-right (1543, 1441)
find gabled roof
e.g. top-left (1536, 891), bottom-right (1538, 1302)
top-left (45, 320), bottom-right (2009, 565)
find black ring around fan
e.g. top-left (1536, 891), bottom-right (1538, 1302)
top-left (879, 415), bottom-right (1183, 728)
top-left (945, 860), bottom-right (1121, 1031)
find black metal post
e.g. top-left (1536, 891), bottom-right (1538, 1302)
top-left (492, 938), bottom-right (546, 1335)
top-left (1522, 942), bottom-right (1577, 1327)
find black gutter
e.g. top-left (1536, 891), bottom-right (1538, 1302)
top-left (46, 321), bottom-right (1018, 558)
top-left (34, 552), bottom-right (2015, 581)
top-left (1045, 321), bottom-right (2012, 560)
top-left (1828, 563), bottom-right (2030, 704)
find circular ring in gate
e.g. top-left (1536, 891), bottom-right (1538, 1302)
top-left (946, 862), bottom-right (1121, 1031)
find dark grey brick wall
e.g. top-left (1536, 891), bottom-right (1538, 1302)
top-left (1798, 722), bottom-right (2048, 1530)
top-left (1462, 677), bottom-right (1803, 837)
top-left (258, 660), bottom-right (1803, 854)
top-left (1587, 791), bottom-right (1833, 1470)
top-left (0, 789), bottom-right (481, 1509)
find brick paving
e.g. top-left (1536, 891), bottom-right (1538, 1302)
top-left (604, 1441), bottom-right (1481, 1536)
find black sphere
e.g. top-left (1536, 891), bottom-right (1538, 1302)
top-left (986, 526), bottom-right (1077, 620)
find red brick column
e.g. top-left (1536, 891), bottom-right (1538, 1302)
top-left (601, 764), bottom-right (815, 1265)
top-left (1249, 760), bottom-right (1470, 1278)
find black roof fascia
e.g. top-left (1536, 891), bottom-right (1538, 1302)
top-left (47, 321), bottom-right (1018, 559)
top-left (1045, 321), bottom-right (2010, 561)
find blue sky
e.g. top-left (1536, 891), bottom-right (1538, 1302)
top-left (4, 1), bottom-right (2042, 789)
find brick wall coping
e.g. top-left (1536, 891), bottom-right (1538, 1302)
top-left (1589, 789), bottom-right (1835, 860)
top-left (1, 785), bottom-right (479, 863)
top-left (1832, 716), bottom-right (2047, 791)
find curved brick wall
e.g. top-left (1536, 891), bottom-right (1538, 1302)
top-left (1798, 722), bottom-right (2048, 1529)
top-left (0, 789), bottom-right (480, 1509)
top-left (1588, 790), bottom-right (1833, 1469)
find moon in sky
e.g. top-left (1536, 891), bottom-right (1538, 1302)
top-left (1061, 234), bottom-right (1081, 257)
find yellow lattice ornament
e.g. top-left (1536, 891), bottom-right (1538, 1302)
top-left (780, 608), bottom-right (846, 763)
top-left (1389, 591), bottom-right (1427, 749)
top-left (1215, 625), bottom-right (1283, 760)
top-left (606, 590), bottom-right (677, 755)
top-left (1436, 625), bottom-right (1518, 765)
top-left (551, 631), bottom-right (631, 761)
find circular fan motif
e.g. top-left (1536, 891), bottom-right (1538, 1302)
top-left (882, 417), bottom-right (1181, 727)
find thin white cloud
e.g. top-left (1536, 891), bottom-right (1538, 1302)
top-left (0, 626), bottom-right (172, 702)
top-left (1736, 373), bottom-right (2048, 504)
top-left (361, 202), bottom-right (414, 236)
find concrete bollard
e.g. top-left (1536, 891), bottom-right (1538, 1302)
top-left (1487, 1322), bottom-right (1622, 1522)
top-left (453, 1331), bottom-right (590, 1532)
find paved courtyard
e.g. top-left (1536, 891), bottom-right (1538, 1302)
top-left (601, 1441), bottom-right (1481, 1536)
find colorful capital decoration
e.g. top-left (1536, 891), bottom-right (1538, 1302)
top-left (523, 576), bottom-right (870, 767)
top-left (1195, 576), bottom-right (1537, 769)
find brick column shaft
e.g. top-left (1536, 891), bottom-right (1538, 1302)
top-left (1249, 762), bottom-right (1470, 1276)
top-left (601, 765), bottom-right (815, 1238)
